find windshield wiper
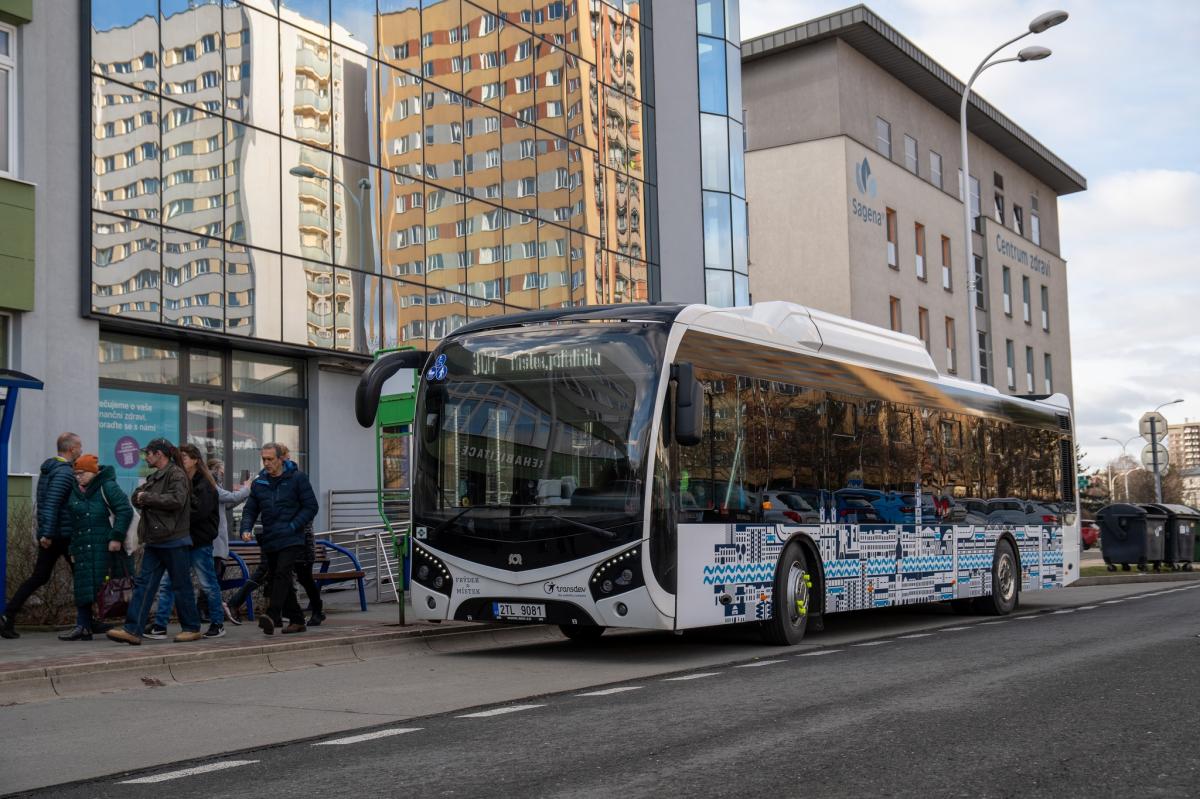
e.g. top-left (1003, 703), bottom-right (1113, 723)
top-left (539, 513), bottom-right (620, 540)
top-left (427, 503), bottom-right (511, 537)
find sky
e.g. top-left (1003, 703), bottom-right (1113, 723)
top-left (738, 0), bottom-right (1200, 473)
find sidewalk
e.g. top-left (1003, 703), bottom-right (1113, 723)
top-left (0, 590), bottom-right (492, 706)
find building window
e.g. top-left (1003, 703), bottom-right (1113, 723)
top-left (875, 116), bottom-right (891, 159)
top-left (945, 317), bottom-right (957, 374)
top-left (969, 176), bottom-right (981, 232)
top-left (973, 255), bottom-right (985, 310)
top-left (885, 208), bottom-right (897, 268)
top-left (994, 191), bottom-right (1005, 226)
top-left (918, 307), bottom-right (930, 352)
top-left (0, 22), bottom-right (16, 177)
top-left (1025, 346), bottom-right (1035, 392)
top-left (940, 235), bottom-right (952, 290)
top-left (914, 222), bottom-right (926, 280)
top-left (1013, 204), bottom-right (1024, 237)
top-left (1030, 195), bottom-right (1041, 246)
top-left (904, 135), bottom-right (918, 174)
top-left (977, 331), bottom-right (990, 385)
top-left (1043, 353), bottom-right (1053, 394)
top-left (1022, 276), bottom-right (1031, 323)
top-left (929, 151), bottom-right (942, 189)
top-left (1005, 339), bottom-right (1016, 390)
top-left (1002, 267), bottom-right (1012, 316)
top-left (1040, 285), bottom-right (1050, 331)
top-left (889, 296), bottom-right (902, 332)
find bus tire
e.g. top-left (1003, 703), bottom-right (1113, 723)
top-left (559, 624), bottom-right (605, 642)
top-left (975, 539), bottom-right (1019, 616)
top-left (761, 541), bottom-right (811, 646)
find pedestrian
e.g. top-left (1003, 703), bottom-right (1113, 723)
top-left (144, 444), bottom-right (226, 639)
top-left (106, 438), bottom-right (203, 645)
top-left (60, 454), bottom-right (134, 641)
top-left (1, 433), bottom-right (82, 639)
top-left (239, 443), bottom-right (318, 635)
top-left (275, 444), bottom-right (324, 626)
top-left (208, 458), bottom-right (251, 625)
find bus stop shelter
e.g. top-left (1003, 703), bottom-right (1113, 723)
top-left (0, 370), bottom-right (44, 614)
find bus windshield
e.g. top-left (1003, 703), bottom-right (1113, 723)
top-left (412, 323), bottom-right (667, 569)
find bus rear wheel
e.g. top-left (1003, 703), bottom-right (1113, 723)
top-left (761, 541), bottom-right (811, 646)
top-left (974, 539), bottom-right (1019, 616)
top-left (559, 624), bottom-right (605, 642)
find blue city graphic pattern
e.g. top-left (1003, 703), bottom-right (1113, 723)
top-left (698, 522), bottom-right (1065, 621)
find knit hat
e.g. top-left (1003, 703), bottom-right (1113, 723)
top-left (74, 454), bottom-right (100, 474)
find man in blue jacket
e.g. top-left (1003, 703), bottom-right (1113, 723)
top-left (1, 433), bottom-right (83, 639)
top-left (239, 442), bottom-right (318, 635)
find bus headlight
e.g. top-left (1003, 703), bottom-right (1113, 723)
top-left (413, 544), bottom-right (453, 597)
top-left (589, 545), bottom-right (644, 601)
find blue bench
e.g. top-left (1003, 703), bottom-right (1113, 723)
top-left (220, 540), bottom-right (368, 619)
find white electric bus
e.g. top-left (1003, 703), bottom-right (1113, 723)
top-left (356, 302), bottom-right (1080, 645)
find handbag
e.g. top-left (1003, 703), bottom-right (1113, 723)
top-left (96, 554), bottom-right (134, 620)
top-left (99, 486), bottom-right (140, 554)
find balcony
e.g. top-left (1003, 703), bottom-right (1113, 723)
top-left (300, 244), bottom-right (330, 262)
top-left (298, 209), bottom-right (329, 231)
top-left (298, 179), bottom-right (329, 204)
top-left (295, 125), bottom-right (331, 146)
top-left (293, 88), bottom-right (331, 113)
top-left (295, 49), bottom-right (331, 79)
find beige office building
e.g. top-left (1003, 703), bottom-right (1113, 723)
top-left (1168, 420), bottom-right (1200, 473)
top-left (741, 6), bottom-right (1086, 398)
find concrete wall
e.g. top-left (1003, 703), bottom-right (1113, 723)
top-left (8, 3), bottom-right (100, 474)
top-left (745, 137), bottom-right (852, 316)
top-left (651, 3), bottom-right (704, 304)
top-left (742, 39), bottom-right (841, 153)
top-left (307, 364), bottom-right (376, 525)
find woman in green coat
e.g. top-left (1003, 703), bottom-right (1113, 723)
top-left (60, 455), bottom-right (133, 641)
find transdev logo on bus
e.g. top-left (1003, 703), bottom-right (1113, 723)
top-left (854, 157), bottom-right (877, 197)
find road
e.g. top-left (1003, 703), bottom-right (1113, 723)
top-left (9, 582), bottom-right (1200, 798)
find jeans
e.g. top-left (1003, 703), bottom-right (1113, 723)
top-left (153, 545), bottom-right (224, 626)
top-left (75, 603), bottom-right (93, 630)
top-left (265, 546), bottom-right (305, 626)
top-left (6, 538), bottom-right (72, 619)
top-left (123, 545), bottom-right (201, 636)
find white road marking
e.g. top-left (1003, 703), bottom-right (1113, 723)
top-left (939, 626), bottom-right (971, 631)
top-left (735, 659), bottom-right (785, 667)
top-left (1050, 609), bottom-right (1076, 615)
top-left (1077, 605), bottom-right (1098, 610)
top-left (1101, 600), bottom-right (1124, 605)
top-left (798, 649), bottom-right (844, 656)
top-left (979, 621), bottom-right (1007, 626)
top-left (119, 761), bottom-right (259, 784)
top-left (898, 633), bottom-right (934, 639)
top-left (1014, 615), bottom-right (1040, 620)
top-left (852, 641), bottom-right (890, 647)
top-left (458, 704), bottom-right (545, 718)
top-left (663, 672), bottom-right (721, 681)
top-left (314, 728), bottom-right (422, 746)
top-left (576, 686), bottom-right (643, 697)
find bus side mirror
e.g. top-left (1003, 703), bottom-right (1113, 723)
top-left (674, 362), bottom-right (703, 447)
top-left (355, 349), bottom-right (428, 427)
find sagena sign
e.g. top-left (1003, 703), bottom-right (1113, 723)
top-left (850, 157), bottom-right (883, 226)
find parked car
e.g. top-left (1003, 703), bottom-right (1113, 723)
top-left (871, 491), bottom-right (939, 524)
top-left (832, 489), bottom-right (884, 523)
top-left (1080, 520), bottom-right (1100, 550)
top-left (759, 490), bottom-right (821, 525)
top-left (985, 498), bottom-right (1061, 526)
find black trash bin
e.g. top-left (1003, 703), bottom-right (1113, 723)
top-left (1144, 504), bottom-right (1197, 571)
top-left (1097, 503), bottom-right (1166, 572)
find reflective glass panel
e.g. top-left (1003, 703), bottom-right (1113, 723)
top-left (160, 0), bottom-right (223, 112)
top-left (725, 41), bottom-right (741, 122)
top-left (422, 0), bottom-right (463, 95)
top-left (336, 268), bottom-right (381, 353)
top-left (283, 26), bottom-right (333, 141)
top-left (223, 3), bottom-right (280, 134)
top-left (93, 78), bottom-right (160, 223)
top-left (424, 185), bottom-right (466, 290)
top-left (696, 0), bottom-right (724, 38)
top-left (422, 82), bottom-right (465, 193)
top-left (332, 0), bottom-right (378, 55)
top-left (731, 196), bottom-right (747, 273)
top-left (381, 275), bottom-right (427, 350)
top-left (91, 0), bottom-right (159, 91)
top-left (225, 121), bottom-right (282, 252)
top-left (92, 212), bottom-right (161, 323)
top-left (699, 113), bottom-right (729, 192)
top-left (232, 350), bottom-right (305, 396)
top-left (333, 43), bottom-right (375, 161)
top-left (279, 0), bottom-right (331, 38)
top-left (98, 332), bottom-right (180, 384)
top-left (187, 398), bottom-right (225, 462)
top-left (332, 157), bottom-right (378, 270)
top-left (161, 98), bottom-right (224, 237)
top-left (697, 36), bottom-right (726, 115)
top-left (231, 402), bottom-right (306, 476)
top-left (281, 137), bottom-right (332, 261)
top-left (162, 228), bottom-right (225, 331)
top-left (189, 349), bottom-right (224, 386)
top-left (728, 118), bottom-right (744, 196)
top-left (380, 168), bottom-right (426, 283)
top-left (225, 245), bottom-right (281, 340)
top-left (702, 190), bottom-right (731, 270)
top-left (378, 0), bottom-right (422, 74)
top-left (705, 268), bottom-right (732, 307)
top-left (462, 2), bottom-right (501, 108)
top-left (283, 254), bottom-right (336, 348)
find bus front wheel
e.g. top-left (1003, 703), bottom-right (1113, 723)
top-left (761, 541), bottom-right (811, 646)
top-left (559, 624), bottom-right (605, 642)
top-left (974, 539), bottom-right (1019, 616)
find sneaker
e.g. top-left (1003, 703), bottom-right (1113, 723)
top-left (106, 628), bottom-right (142, 646)
top-left (0, 614), bottom-right (19, 640)
top-left (174, 630), bottom-right (203, 643)
top-left (58, 626), bottom-right (93, 642)
top-left (143, 624), bottom-right (169, 640)
top-left (258, 616), bottom-right (275, 636)
top-left (204, 623), bottom-right (226, 639)
top-left (282, 623), bottom-right (306, 635)
top-left (307, 609), bottom-right (326, 627)
top-left (222, 602), bottom-right (242, 626)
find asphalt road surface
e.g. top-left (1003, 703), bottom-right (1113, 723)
top-left (18, 583), bottom-right (1200, 798)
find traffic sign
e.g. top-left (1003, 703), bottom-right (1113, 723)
top-left (1140, 411), bottom-right (1168, 442)
top-left (1141, 443), bottom-right (1169, 469)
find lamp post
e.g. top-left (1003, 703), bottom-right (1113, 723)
top-left (960, 10), bottom-right (1067, 384)
top-left (290, 165), bottom-right (374, 350)
top-left (1149, 398), bottom-right (1183, 503)
top-left (1100, 435), bottom-right (1140, 500)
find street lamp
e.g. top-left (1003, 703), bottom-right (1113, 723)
top-left (1100, 435), bottom-right (1140, 500)
top-left (1149, 398), bottom-right (1184, 502)
top-left (959, 11), bottom-right (1067, 384)
top-left (290, 164), bottom-right (375, 349)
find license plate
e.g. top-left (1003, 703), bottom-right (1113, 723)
top-left (493, 602), bottom-right (546, 621)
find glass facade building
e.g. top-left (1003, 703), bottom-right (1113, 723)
top-left (89, 0), bottom-right (657, 358)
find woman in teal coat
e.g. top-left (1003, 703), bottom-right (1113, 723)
top-left (60, 454), bottom-right (133, 641)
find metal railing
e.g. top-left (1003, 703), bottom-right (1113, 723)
top-left (317, 524), bottom-right (402, 604)
top-left (327, 488), bottom-right (409, 531)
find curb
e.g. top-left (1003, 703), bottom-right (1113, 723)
top-left (0, 621), bottom-right (509, 707)
top-left (1074, 571), bottom-right (1200, 587)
